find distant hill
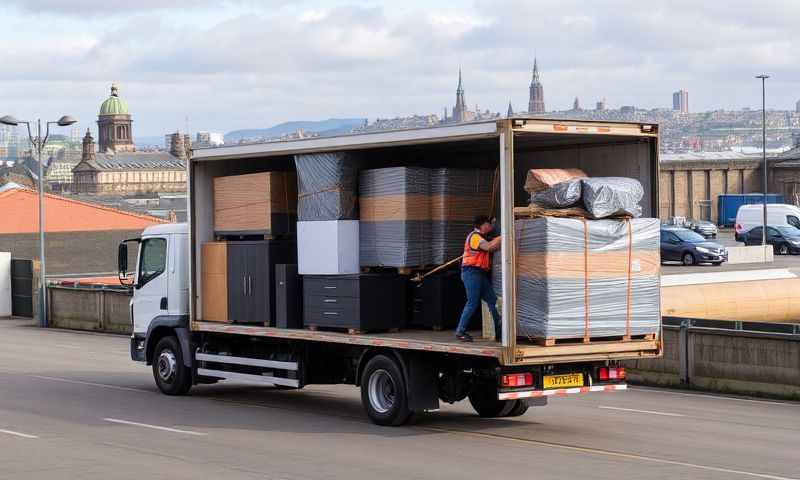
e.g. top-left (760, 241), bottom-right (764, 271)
top-left (224, 118), bottom-right (366, 144)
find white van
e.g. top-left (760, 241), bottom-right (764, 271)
top-left (735, 203), bottom-right (800, 241)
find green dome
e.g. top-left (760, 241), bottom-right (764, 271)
top-left (99, 83), bottom-right (129, 116)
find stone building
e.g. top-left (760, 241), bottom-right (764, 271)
top-left (528, 58), bottom-right (545, 114)
top-left (72, 84), bottom-right (187, 196)
top-left (770, 136), bottom-right (800, 205)
top-left (659, 152), bottom-right (762, 222)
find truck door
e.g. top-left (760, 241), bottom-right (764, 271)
top-left (132, 236), bottom-right (169, 334)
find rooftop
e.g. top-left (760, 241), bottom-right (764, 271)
top-left (81, 151), bottom-right (185, 171)
top-left (0, 187), bottom-right (167, 234)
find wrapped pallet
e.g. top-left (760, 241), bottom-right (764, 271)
top-left (213, 171), bottom-right (297, 235)
top-left (430, 168), bottom-right (494, 264)
top-left (359, 167), bottom-right (431, 267)
top-left (515, 217), bottom-right (660, 341)
top-left (523, 168), bottom-right (586, 194)
top-left (294, 152), bottom-right (358, 221)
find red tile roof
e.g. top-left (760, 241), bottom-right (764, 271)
top-left (0, 187), bottom-right (167, 234)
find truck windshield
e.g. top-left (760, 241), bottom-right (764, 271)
top-left (139, 238), bottom-right (167, 286)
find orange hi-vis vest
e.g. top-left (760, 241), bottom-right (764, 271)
top-left (462, 231), bottom-right (490, 271)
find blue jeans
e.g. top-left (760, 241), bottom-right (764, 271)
top-left (456, 267), bottom-right (501, 337)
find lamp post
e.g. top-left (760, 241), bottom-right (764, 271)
top-left (0, 115), bottom-right (78, 327)
top-left (755, 75), bottom-right (769, 255)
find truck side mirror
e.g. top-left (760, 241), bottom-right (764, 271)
top-left (118, 242), bottom-right (128, 280)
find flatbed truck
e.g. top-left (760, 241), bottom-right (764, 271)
top-left (122, 118), bottom-right (662, 425)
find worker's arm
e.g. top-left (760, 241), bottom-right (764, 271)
top-left (479, 235), bottom-right (502, 252)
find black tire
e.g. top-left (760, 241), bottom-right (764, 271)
top-left (468, 384), bottom-right (517, 417)
top-left (776, 243), bottom-right (789, 255)
top-left (360, 355), bottom-right (413, 426)
top-left (506, 400), bottom-right (529, 417)
top-left (681, 252), bottom-right (695, 266)
top-left (152, 336), bottom-right (192, 396)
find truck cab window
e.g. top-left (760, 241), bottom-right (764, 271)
top-left (138, 238), bottom-right (167, 287)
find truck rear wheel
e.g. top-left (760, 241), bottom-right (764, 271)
top-left (360, 355), bottom-right (413, 426)
top-left (468, 385), bottom-right (518, 417)
top-left (153, 336), bottom-right (192, 396)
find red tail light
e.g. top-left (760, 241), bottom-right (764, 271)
top-left (597, 367), bottom-right (625, 381)
top-left (501, 372), bottom-right (533, 387)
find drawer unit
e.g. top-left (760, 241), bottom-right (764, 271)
top-left (302, 273), bottom-right (406, 331)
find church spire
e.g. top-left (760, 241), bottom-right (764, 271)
top-left (507, 101), bottom-right (514, 117)
top-left (528, 57), bottom-right (545, 114)
top-left (457, 67), bottom-right (464, 94)
top-left (531, 57), bottom-right (540, 85)
top-left (452, 67), bottom-right (467, 122)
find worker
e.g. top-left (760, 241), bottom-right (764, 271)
top-left (455, 215), bottom-right (502, 343)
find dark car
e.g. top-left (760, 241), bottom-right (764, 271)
top-left (743, 226), bottom-right (800, 255)
top-left (660, 227), bottom-right (728, 266)
top-left (687, 219), bottom-right (718, 239)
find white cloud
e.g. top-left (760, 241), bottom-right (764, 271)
top-left (0, 0), bottom-right (797, 135)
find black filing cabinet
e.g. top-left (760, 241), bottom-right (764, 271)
top-left (303, 273), bottom-right (406, 331)
top-left (275, 264), bottom-right (303, 329)
top-left (227, 240), bottom-right (296, 325)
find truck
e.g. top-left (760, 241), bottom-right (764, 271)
top-left (120, 117), bottom-right (662, 426)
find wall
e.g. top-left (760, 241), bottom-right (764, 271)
top-left (659, 160), bottom-right (762, 222)
top-left (47, 285), bottom-right (131, 334)
top-left (626, 324), bottom-right (800, 400)
top-left (0, 229), bottom-right (143, 276)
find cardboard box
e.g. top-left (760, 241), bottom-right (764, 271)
top-left (213, 171), bottom-right (297, 235)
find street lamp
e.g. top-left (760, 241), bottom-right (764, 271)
top-left (755, 75), bottom-right (769, 256)
top-left (0, 114), bottom-right (78, 327)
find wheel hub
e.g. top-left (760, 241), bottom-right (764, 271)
top-left (368, 369), bottom-right (396, 414)
top-left (157, 350), bottom-right (177, 383)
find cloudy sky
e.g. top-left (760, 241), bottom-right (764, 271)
top-left (1, 0), bottom-right (797, 136)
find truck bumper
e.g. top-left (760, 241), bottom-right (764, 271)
top-left (498, 384), bottom-right (627, 400)
top-left (130, 334), bottom-right (146, 362)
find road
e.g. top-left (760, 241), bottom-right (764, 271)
top-left (0, 318), bottom-right (798, 480)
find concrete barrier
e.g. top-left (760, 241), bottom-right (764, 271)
top-left (626, 324), bottom-right (800, 400)
top-left (47, 285), bottom-right (132, 334)
top-left (726, 245), bottom-right (773, 264)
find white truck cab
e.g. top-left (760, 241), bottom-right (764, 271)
top-left (120, 223), bottom-right (193, 394)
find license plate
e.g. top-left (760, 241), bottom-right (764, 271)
top-left (543, 373), bottom-right (584, 389)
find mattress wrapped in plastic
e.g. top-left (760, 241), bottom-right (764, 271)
top-left (524, 168), bottom-right (586, 194)
top-left (294, 152), bottom-right (358, 221)
top-left (430, 168), bottom-right (494, 264)
top-left (515, 217), bottom-right (660, 339)
top-left (581, 177), bottom-right (644, 219)
top-left (359, 167), bottom-right (432, 267)
top-left (531, 178), bottom-right (582, 209)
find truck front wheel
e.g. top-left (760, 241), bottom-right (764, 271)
top-left (360, 355), bottom-right (413, 426)
top-left (468, 385), bottom-right (522, 418)
top-left (153, 336), bottom-right (192, 396)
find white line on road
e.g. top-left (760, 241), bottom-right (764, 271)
top-left (103, 418), bottom-right (207, 436)
top-left (0, 429), bottom-right (39, 439)
top-left (599, 405), bottom-right (686, 417)
top-left (425, 427), bottom-right (799, 480)
top-left (630, 386), bottom-right (800, 407)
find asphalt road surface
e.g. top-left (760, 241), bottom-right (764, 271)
top-left (0, 318), bottom-right (798, 480)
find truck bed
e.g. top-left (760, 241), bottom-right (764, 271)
top-left (192, 321), bottom-right (660, 365)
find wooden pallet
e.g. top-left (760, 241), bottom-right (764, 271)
top-left (526, 333), bottom-right (656, 347)
top-left (305, 325), bottom-right (402, 335)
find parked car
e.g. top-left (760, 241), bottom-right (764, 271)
top-left (686, 219), bottom-right (718, 238)
top-left (742, 226), bottom-right (800, 255)
top-left (660, 226), bottom-right (728, 266)
top-left (735, 203), bottom-right (800, 242)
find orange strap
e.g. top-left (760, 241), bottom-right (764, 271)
top-left (625, 219), bottom-right (633, 339)
top-left (582, 217), bottom-right (590, 343)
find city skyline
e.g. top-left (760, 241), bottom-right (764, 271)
top-left (0, 1), bottom-right (798, 136)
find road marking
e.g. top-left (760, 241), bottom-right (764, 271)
top-left (0, 429), bottom-right (39, 439)
top-left (103, 418), bottom-right (207, 436)
top-left (599, 405), bottom-right (685, 417)
top-left (629, 386), bottom-right (800, 407)
top-left (423, 427), bottom-right (798, 480)
top-left (29, 375), bottom-right (150, 393)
